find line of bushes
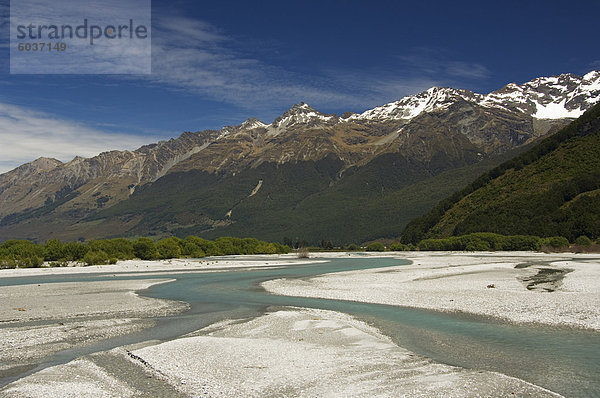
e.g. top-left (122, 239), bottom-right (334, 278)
top-left (417, 232), bottom-right (596, 252)
top-left (0, 236), bottom-right (290, 269)
top-left (364, 242), bottom-right (414, 252)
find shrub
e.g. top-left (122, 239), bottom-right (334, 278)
top-left (419, 238), bottom-right (453, 251)
top-left (465, 238), bottom-right (491, 251)
top-left (15, 255), bottom-right (44, 268)
top-left (366, 242), bottom-right (385, 252)
top-left (389, 243), bottom-right (409, 251)
top-left (0, 257), bottom-right (16, 269)
top-left (181, 236), bottom-right (211, 257)
top-left (319, 240), bottom-right (334, 250)
top-left (105, 238), bottom-right (135, 260)
top-left (540, 236), bottom-right (570, 249)
top-left (133, 238), bottom-right (159, 260)
top-left (501, 235), bottom-right (541, 251)
top-left (183, 236), bottom-right (221, 256)
top-left (63, 241), bottom-right (89, 261)
top-left (575, 236), bottom-right (593, 247)
top-left (214, 237), bottom-right (237, 255)
top-left (345, 243), bottom-right (360, 251)
top-left (272, 243), bottom-right (291, 254)
top-left (297, 247), bottom-right (310, 258)
top-left (1, 240), bottom-right (45, 259)
top-left (44, 239), bottom-right (65, 261)
top-left (255, 242), bottom-right (278, 254)
top-left (0, 235), bottom-right (292, 264)
top-left (407, 243), bottom-right (417, 251)
top-left (463, 233), bottom-right (505, 250)
top-left (157, 237), bottom-right (182, 259)
top-left (83, 250), bottom-right (110, 266)
top-left (419, 234), bottom-right (541, 251)
top-left (181, 242), bottom-right (206, 258)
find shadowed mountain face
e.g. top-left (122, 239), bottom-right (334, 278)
top-left (1, 72), bottom-right (598, 243)
top-left (401, 103), bottom-right (600, 244)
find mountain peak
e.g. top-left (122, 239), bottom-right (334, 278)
top-left (584, 70), bottom-right (600, 81)
top-left (239, 117), bottom-right (267, 130)
top-left (350, 70), bottom-right (599, 123)
top-left (284, 102), bottom-right (318, 115)
top-left (270, 102), bottom-right (336, 129)
top-left (32, 157), bottom-right (63, 166)
top-left (351, 86), bottom-right (479, 122)
top-left (23, 157), bottom-right (63, 172)
top-left (482, 71), bottom-right (600, 119)
top-left (0, 157), bottom-right (63, 178)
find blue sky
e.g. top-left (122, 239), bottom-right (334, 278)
top-left (1, 0), bottom-right (599, 173)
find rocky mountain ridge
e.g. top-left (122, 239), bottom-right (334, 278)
top-left (0, 71), bottom-right (599, 242)
top-left (353, 71), bottom-right (600, 121)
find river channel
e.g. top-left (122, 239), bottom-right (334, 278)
top-left (1, 256), bottom-right (598, 396)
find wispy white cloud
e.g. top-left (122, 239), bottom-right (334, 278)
top-left (317, 69), bottom-right (439, 112)
top-left (144, 16), bottom-right (492, 114)
top-left (0, 102), bottom-right (161, 174)
top-left (446, 61), bottom-right (490, 80)
top-left (148, 16), bottom-right (346, 110)
top-left (144, 15), bottom-right (443, 114)
top-left (396, 47), bottom-right (491, 86)
top-left (9, 0), bottom-right (151, 74)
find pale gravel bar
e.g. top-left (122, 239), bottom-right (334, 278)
top-left (0, 278), bottom-right (189, 379)
top-left (263, 252), bottom-right (600, 330)
top-left (2, 253), bottom-right (595, 396)
top-left (3, 308), bottom-right (561, 397)
top-left (0, 279), bottom-right (187, 323)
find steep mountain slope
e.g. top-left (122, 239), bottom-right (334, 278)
top-left (402, 103), bottom-right (600, 243)
top-left (0, 71), bottom-right (598, 243)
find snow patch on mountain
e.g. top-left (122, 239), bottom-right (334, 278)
top-left (583, 71), bottom-right (600, 89)
top-left (240, 118), bottom-right (268, 130)
top-left (533, 99), bottom-right (582, 119)
top-left (350, 87), bottom-right (481, 122)
top-left (483, 72), bottom-right (600, 119)
top-left (266, 103), bottom-right (337, 137)
top-left (349, 71), bottom-right (600, 122)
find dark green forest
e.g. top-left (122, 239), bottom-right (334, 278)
top-left (401, 103), bottom-right (600, 244)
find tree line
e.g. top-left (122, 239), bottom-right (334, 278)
top-left (0, 236), bottom-right (290, 269)
top-left (417, 232), bottom-right (597, 251)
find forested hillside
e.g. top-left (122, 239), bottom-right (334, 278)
top-left (402, 103), bottom-right (600, 243)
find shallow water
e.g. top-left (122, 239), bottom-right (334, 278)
top-left (1, 256), bottom-right (599, 396)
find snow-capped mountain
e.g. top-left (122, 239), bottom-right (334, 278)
top-left (206, 71), bottom-right (600, 139)
top-left (483, 71), bottom-right (600, 119)
top-left (349, 71), bottom-right (600, 122)
top-left (266, 102), bottom-right (338, 136)
top-left (272, 102), bottom-right (336, 126)
top-left (238, 118), bottom-right (268, 130)
top-left (1, 71), bottom-right (599, 243)
top-left (347, 87), bottom-right (481, 121)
